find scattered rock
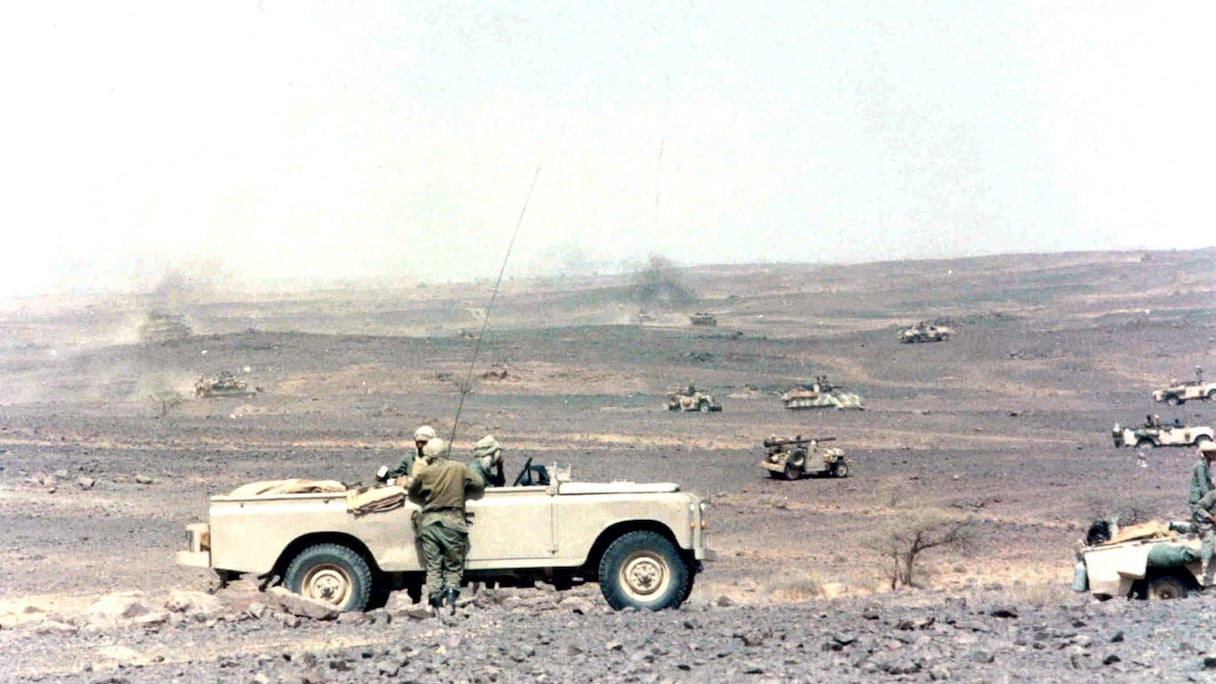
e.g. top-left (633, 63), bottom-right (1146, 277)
top-left (77, 476), bottom-right (96, 490)
top-left (165, 590), bottom-right (224, 618)
top-left (88, 592), bottom-right (150, 625)
top-left (715, 596), bottom-right (735, 608)
top-left (266, 587), bottom-right (340, 621)
top-left (558, 596), bottom-right (595, 615)
top-left (133, 474), bottom-right (154, 485)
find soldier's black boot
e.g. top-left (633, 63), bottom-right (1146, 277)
top-left (446, 588), bottom-right (460, 615)
top-left (428, 594), bottom-right (443, 617)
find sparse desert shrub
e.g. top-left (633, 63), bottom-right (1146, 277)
top-left (863, 510), bottom-right (976, 590)
top-left (768, 574), bottom-right (824, 601)
top-left (151, 389), bottom-right (187, 418)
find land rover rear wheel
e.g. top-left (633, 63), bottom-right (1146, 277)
top-left (1167, 395), bottom-right (1181, 406)
top-left (598, 531), bottom-right (691, 610)
top-left (1208, 389), bottom-right (1216, 401)
top-left (1196, 435), bottom-right (1213, 448)
top-left (1147, 575), bottom-right (1188, 600)
top-left (284, 543), bottom-right (373, 612)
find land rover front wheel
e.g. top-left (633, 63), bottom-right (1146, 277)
top-left (1167, 395), bottom-right (1181, 406)
top-left (284, 543), bottom-right (373, 612)
top-left (833, 461), bottom-right (850, 478)
top-left (599, 531), bottom-right (691, 610)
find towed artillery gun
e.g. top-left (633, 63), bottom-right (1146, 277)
top-left (1073, 519), bottom-right (1207, 600)
top-left (781, 376), bottom-right (864, 410)
top-left (759, 435), bottom-right (850, 480)
top-left (1111, 419), bottom-right (1214, 448)
top-left (899, 321), bottom-right (954, 343)
top-left (1153, 368), bottom-right (1216, 406)
top-left (195, 371), bottom-right (259, 399)
top-left (667, 385), bottom-right (723, 413)
top-left (177, 459), bottom-right (714, 612)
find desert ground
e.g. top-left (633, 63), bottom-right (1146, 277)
top-left (1, 248), bottom-right (1214, 682)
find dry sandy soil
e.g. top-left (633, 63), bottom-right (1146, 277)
top-left (1, 248), bottom-right (1214, 681)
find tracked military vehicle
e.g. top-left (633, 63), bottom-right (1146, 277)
top-left (1111, 419), bottom-right (1214, 448)
top-left (899, 321), bottom-right (954, 343)
top-left (139, 312), bottom-right (192, 344)
top-left (759, 435), bottom-right (849, 480)
top-left (689, 312), bottom-right (717, 326)
top-left (195, 371), bottom-right (258, 399)
top-left (781, 376), bottom-right (864, 410)
top-left (667, 385), bottom-right (722, 412)
top-left (1152, 369), bottom-right (1216, 406)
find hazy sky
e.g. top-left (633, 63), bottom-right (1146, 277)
top-left (2, 1), bottom-right (1213, 301)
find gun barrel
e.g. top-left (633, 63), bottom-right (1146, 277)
top-left (763, 436), bottom-right (837, 447)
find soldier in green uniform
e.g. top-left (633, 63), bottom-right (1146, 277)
top-left (1188, 443), bottom-right (1216, 522)
top-left (1190, 444), bottom-right (1216, 584)
top-left (378, 424), bottom-right (437, 483)
top-left (407, 437), bottom-right (485, 614)
top-left (469, 435), bottom-right (506, 487)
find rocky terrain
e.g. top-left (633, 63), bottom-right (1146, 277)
top-left (1, 248), bottom-right (1215, 681)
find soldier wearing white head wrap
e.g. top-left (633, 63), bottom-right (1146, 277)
top-left (469, 435), bottom-right (505, 487)
top-left (378, 423), bottom-right (438, 483)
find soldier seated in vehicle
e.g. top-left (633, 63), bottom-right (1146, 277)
top-left (469, 435), bottom-right (506, 487)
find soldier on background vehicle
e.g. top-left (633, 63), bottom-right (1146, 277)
top-left (407, 438), bottom-right (485, 615)
top-left (469, 434), bottom-right (506, 487)
top-left (378, 424), bottom-right (437, 483)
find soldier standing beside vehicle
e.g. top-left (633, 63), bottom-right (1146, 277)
top-left (1188, 443), bottom-right (1216, 519)
top-left (469, 435), bottom-right (506, 487)
top-left (407, 438), bottom-right (485, 614)
top-left (378, 424), bottom-right (437, 483)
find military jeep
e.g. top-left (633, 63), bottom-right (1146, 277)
top-left (1152, 369), bottom-right (1216, 406)
top-left (667, 385), bottom-right (723, 413)
top-left (177, 461), bottom-right (714, 613)
top-left (1074, 520), bottom-right (1205, 600)
top-left (759, 435), bottom-right (850, 480)
top-left (1112, 421), bottom-right (1214, 448)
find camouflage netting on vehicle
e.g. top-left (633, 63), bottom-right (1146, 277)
top-left (1146, 543), bottom-right (1200, 567)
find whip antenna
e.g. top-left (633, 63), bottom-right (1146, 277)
top-left (448, 167), bottom-right (540, 445)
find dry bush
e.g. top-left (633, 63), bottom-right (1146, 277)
top-left (1008, 581), bottom-right (1073, 606)
top-left (768, 574), bottom-right (824, 601)
top-left (151, 389), bottom-right (187, 418)
top-left (863, 510), bottom-right (976, 590)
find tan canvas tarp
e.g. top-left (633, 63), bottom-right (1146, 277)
top-left (226, 479), bottom-right (347, 497)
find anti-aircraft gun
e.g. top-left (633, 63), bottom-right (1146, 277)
top-left (759, 435), bottom-right (849, 480)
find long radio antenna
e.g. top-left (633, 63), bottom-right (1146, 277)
top-left (447, 167), bottom-right (540, 446)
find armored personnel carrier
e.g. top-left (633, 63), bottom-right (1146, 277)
top-left (1152, 368), bottom-right (1216, 406)
top-left (781, 376), bottom-right (864, 410)
top-left (899, 321), bottom-right (954, 343)
top-left (689, 312), bottom-right (717, 326)
top-left (139, 312), bottom-right (192, 344)
top-left (667, 385), bottom-right (722, 412)
top-left (195, 371), bottom-right (258, 398)
top-left (1112, 418), bottom-right (1214, 448)
top-left (759, 435), bottom-right (849, 480)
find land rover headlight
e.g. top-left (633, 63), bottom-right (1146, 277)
top-left (699, 501), bottom-right (708, 529)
